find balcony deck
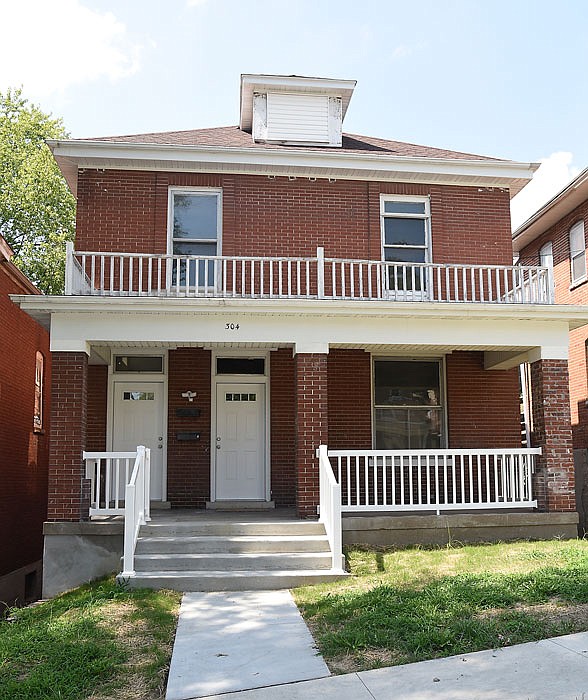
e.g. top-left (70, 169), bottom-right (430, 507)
top-left (66, 244), bottom-right (553, 305)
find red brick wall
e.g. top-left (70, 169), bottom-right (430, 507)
top-left (0, 270), bottom-right (50, 576)
top-left (87, 365), bottom-right (108, 451)
top-left (518, 198), bottom-right (588, 449)
top-left (328, 349), bottom-right (372, 449)
top-left (446, 351), bottom-right (521, 448)
top-left (270, 349), bottom-right (296, 506)
top-left (48, 352), bottom-right (89, 521)
top-left (75, 171), bottom-right (513, 266)
top-left (167, 348), bottom-right (211, 507)
top-left (295, 353), bottom-right (328, 518)
top-left (530, 359), bottom-right (575, 511)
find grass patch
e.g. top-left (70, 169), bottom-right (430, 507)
top-left (294, 539), bottom-right (588, 673)
top-left (0, 578), bottom-right (180, 700)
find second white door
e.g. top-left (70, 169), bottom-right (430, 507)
top-left (215, 383), bottom-right (266, 500)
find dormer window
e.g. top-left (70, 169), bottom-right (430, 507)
top-left (240, 74), bottom-right (356, 148)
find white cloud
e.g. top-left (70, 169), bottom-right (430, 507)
top-left (511, 152), bottom-right (582, 231)
top-left (0, 0), bottom-right (145, 97)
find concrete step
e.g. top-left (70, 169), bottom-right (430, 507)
top-left (120, 569), bottom-right (347, 592)
top-left (139, 521), bottom-right (326, 537)
top-left (133, 552), bottom-right (333, 572)
top-left (135, 534), bottom-right (331, 554)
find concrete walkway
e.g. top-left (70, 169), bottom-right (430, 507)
top-left (199, 631), bottom-right (588, 700)
top-left (165, 590), bottom-right (330, 700)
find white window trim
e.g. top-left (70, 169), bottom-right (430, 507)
top-left (167, 186), bottom-right (223, 257)
top-left (569, 220), bottom-right (586, 287)
top-left (380, 194), bottom-right (432, 263)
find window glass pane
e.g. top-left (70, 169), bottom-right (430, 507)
top-left (115, 356), bottom-right (163, 372)
top-left (572, 254), bottom-right (586, 281)
top-left (375, 408), bottom-right (409, 449)
top-left (384, 200), bottom-right (426, 215)
top-left (539, 242), bottom-right (553, 269)
top-left (217, 358), bottom-right (265, 374)
top-left (375, 408), bottom-right (442, 449)
top-left (384, 218), bottom-right (426, 247)
top-left (384, 248), bottom-right (426, 263)
top-left (173, 194), bottom-right (218, 240)
top-left (374, 361), bottom-right (440, 406)
top-left (570, 221), bottom-right (585, 255)
top-left (123, 391), bottom-right (155, 401)
top-left (172, 242), bottom-right (217, 257)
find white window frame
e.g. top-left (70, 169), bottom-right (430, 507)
top-left (380, 194), bottom-right (432, 299)
top-left (569, 220), bottom-right (586, 286)
top-left (167, 187), bottom-right (223, 289)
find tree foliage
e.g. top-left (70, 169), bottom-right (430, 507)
top-left (0, 88), bottom-right (75, 294)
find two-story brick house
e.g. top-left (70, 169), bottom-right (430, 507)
top-left (14, 75), bottom-right (588, 595)
top-left (513, 167), bottom-right (588, 532)
top-left (0, 235), bottom-right (50, 606)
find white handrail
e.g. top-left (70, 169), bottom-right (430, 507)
top-left (66, 246), bottom-right (553, 304)
top-left (327, 448), bottom-right (540, 514)
top-left (318, 444), bottom-right (345, 572)
top-left (84, 450), bottom-right (137, 515)
top-left (121, 445), bottom-right (150, 577)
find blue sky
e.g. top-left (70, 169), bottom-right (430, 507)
top-left (2, 0), bottom-right (588, 227)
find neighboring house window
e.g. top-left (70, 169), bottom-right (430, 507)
top-left (539, 241), bottom-right (553, 272)
top-left (373, 359), bottom-right (443, 449)
top-left (33, 352), bottom-right (44, 432)
top-left (569, 220), bottom-right (586, 284)
top-left (168, 188), bottom-right (222, 285)
top-left (380, 196), bottom-right (431, 293)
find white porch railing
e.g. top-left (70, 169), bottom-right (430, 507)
top-left (318, 445), bottom-right (345, 572)
top-left (326, 448), bottom-right (540, 513)
top-left (84, 447), bottom-right (150, 578)
top-left (65, 243), bottom-right (553, 304)
top-left (121, 446), bottom-right (151, 577)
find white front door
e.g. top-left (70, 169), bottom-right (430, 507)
top-left (112, 382), bottom-right (165, 500)
top-left (215, 383), bottom-right (266, 500)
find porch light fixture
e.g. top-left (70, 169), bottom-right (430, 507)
top-left (288, 176), bottom-right (297, 181)
top-left (181, 391), bottom-right (197, 402)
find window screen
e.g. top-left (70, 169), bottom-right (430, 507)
top-left (216, 358), bottom-right (265, 375)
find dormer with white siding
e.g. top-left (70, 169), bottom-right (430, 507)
top-left (239, 74), bottom-right (356, 147)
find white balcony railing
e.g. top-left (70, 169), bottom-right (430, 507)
top-left (326, 448), bottom-right (540, 514)
top-left (65, 243), bottom-right (553, 304)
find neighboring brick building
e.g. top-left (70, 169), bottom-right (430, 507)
top-left (514, 168), bottom-right (588, 531)
top-left (13, 74), bottom-right (588, 596)
top-left (0, 236), bottom-right (49, 606)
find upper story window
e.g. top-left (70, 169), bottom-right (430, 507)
top-left (380, 195), bottom-right (431, 294)
top-left (33, 351), bottom-right (44, 432)
top-left (168, 188), bottom-right (222, 285)
top-left (569, 221), bottom-right (586, 285)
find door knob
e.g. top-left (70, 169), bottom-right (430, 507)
top-left (216, 445), bottom-right (221, 450)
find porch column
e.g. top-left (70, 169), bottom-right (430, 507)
top-left (48, 352), bottom-right (89, 521)
top-left (530, 359), bottom-right (575, 512)
top-left (295, 351), bottom-right (328, 518)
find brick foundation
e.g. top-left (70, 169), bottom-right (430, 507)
top-left (295, 353), bottom-right (328, 518)
top-left (530, 359), bottom-right (575, 511)
top-left (48, 352), bottom-right (89, 521)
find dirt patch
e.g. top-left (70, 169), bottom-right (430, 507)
top-left (328, 648), bottom-right (405, 675)
top-left (476, 600), bottom-right (588, 629)
top-left (87, 599), bottom-right (178, 700)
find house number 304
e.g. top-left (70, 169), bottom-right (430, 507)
top-left (225, 323), bottom-right (240, 330)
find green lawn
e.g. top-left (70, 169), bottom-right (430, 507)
top-left (294, 540), bottom-right (588, 674)
top-left (0, 578), bottom-right (180, 700)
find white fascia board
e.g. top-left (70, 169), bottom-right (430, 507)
top-left (47, 139), bottom-right (538, 196)
top-left (512, 167), bottom-right (588, 252)
top-left (11, 294), bottom-right (588, 330)
top-left (47, 307), bottom-right (571, 355)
